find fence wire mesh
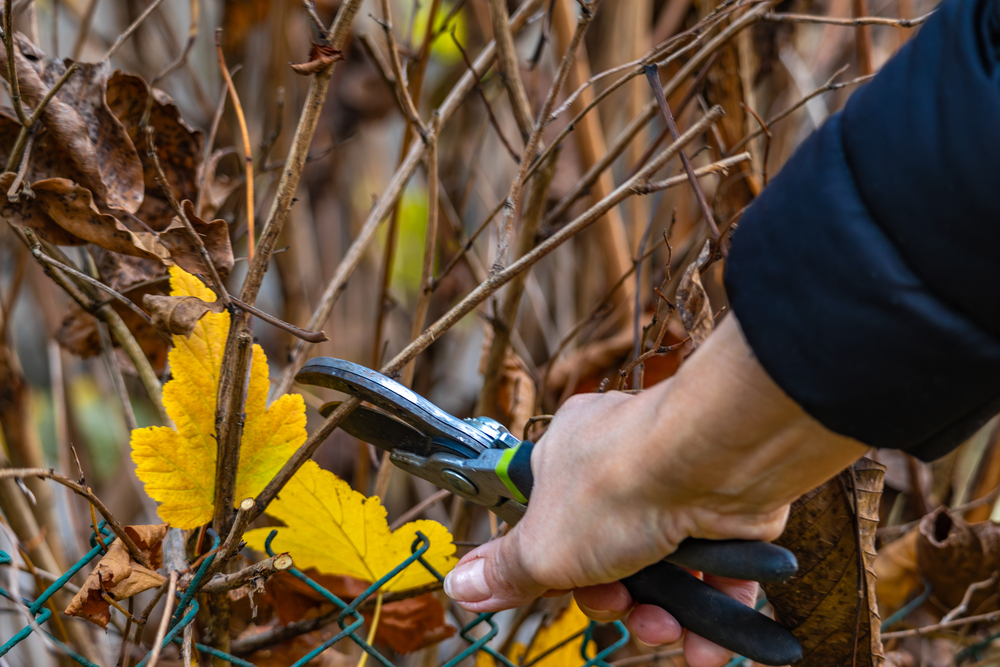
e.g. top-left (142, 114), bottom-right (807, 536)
top-left (0, 521), bottom-right (630, 667)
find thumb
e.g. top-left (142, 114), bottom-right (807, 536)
top-left (444, 529), bottom-right (548, 612)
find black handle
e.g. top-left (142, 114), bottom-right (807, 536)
top-left (505, 441), bottom-right (801, 665)
top-left (621, 563), bottom-right (802, 666)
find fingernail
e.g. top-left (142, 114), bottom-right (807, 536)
top-left (444, 558), bottom-right (492, 602)
top-left (576, 602), bottom-right (625, 623)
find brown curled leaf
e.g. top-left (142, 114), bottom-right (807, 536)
top-left (916, 507), bottom-right (1000, 614)
top-left (65, 524), bottom-right (168, 629)
top-left (24, 178), bottom-right (170, 261)
top-left (762, 458), bottom-right (886, 667)
top-left (144, 294), bottom-right (226, 337)
top-left (290, 43), bottom-right (344, 75)
top-left (676, 240), bottom-right (713, 348)
top-left (0, 172), bottom-right (83, 245)
top-left (0, 35), bottom-right (144, 213)
top-left (262, 570), bottom-right (455, 654)
top-left (105, 72), bottom-right (204, 231)
top-left (159, 200), bottom-right (234, 277)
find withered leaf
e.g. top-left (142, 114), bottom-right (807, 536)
top-left (0, 172), bottom-right (83, 245)
top-left (290, 43), bottom-right (344, 75)
top-left (916, 507), bottom-right (1000, 614)
top-left (159, 200), bottom-right (234, 277)
top-left (17, 178), bottom-right (169, 261)
top-left (874, 529), bottom-right (922, 618)
top-left (65, 524), bottom-right (168, 629)
top-left (676, 240), bottom-right (713, 348)
top-left (763, 458), bottom-right (886, 667)
top-left (106, 72), bottom-right (204, 231)
top-left (0, 35), bottom-right (144, 213)
top-left (143, 294), bottom-right (226, 337)
top-left (246, 634), bottom-right (354, 667)
top-left (264, 570), bottom-right (455, 654)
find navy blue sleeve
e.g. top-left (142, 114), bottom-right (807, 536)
top-left (725, 0), bottom-right (1000, 461)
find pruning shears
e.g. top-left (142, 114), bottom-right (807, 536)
top-left (296, 358), bottom-right (803, 666)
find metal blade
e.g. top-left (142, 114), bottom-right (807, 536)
top-left (298, 358), bottom-right (493, 457)
top-left (320, 402), bottom-right (436, 458)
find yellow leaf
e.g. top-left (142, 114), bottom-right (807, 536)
top-left (480, 602), bottom-right (593, 667)
top-left (130, 267), bottom-right (307, 528)
top-left (244, 460), bottom-right (456, 592)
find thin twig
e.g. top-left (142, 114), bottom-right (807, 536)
top-left (150, 0), bottom-right (199, 90)
top-left (375, 0), bottom-right (427, 138)
top-left (731, 66), bottom-right (872, 153)
top-left (71, 0), bottom-right (100, 59)
top-left (145, 571), bottom-right (178, 667)
top-left (451, 29), bottom-right (521, 162)
top-left (486, 0), bottom-right (533, 139)
top-left (98, 322), bottom-right (138, 431)
top-left (303, 0), bottom-right (330, 41)
top-left (102, 0), bottom-right (168, 60)
top-left (6, 127), bottom-right (33, 200)
top-left (881, 609), bottom-right (1000, 639)
top-left (740, 103), bottom-right (771, 186)
top-left (196, 79), bottom-right (231, 217)
top-left (29, 246), bottom-right (155, 328)
top-left (230, 295), bottom-right (327, 343)
top-left (494, 0), bottom-right (603, 270)
top-left (215, 29), bottom-right (255, 261)
top-left (942, 575), bottom-right (997, 624)
top-left (644, 64), bottom-right (719, 242)
top-left (0, 468), bottom-right (151, 568)
top-left (3, 1), bottom-right (30, 126)
top-left (762, 10), bottom-right (933, 26)
top-left (146, 127), bottom-right (231, 305)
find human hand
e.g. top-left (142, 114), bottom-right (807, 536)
top-left (443, 315), bottom-right (868, 666)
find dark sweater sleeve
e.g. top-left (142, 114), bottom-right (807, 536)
top-left (725, 0), bottom-right (1000, 461)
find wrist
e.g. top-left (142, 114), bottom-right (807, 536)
top-left (633, 315), bottom-right (869, 542)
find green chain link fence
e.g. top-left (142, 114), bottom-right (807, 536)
top-left (0, 522), bottom-right (630, 667)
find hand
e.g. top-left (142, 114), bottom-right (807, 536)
top-left (443, 315), bottom-right (869, 667)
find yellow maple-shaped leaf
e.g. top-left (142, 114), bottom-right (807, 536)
top-left (514, 602), bottom-right (593, 667)
top-left (130, 267), bottom-right (307, 529)
top-left (477, 601), bottom-right (594, 667)
top-left (244, 460), bottom-right (456, 591)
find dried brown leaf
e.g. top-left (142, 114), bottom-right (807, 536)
top-left (159, 200), bottom-right (234, 277)
top-left (479, 333), bottom-right (536, 437)
top-left (762, 458), bottom-right (886, 667)
top-left (676, 240), bottom-right (713, 348)
top-left (0, 35), bottom-right (144, 212)
top-left (106, 72), bottom-right (204, 230)
top-left (916, 507), bottom-right (1000, 613)
top-left (263, 570), bottom-right (455, 654)
top-left (0, 172), bottom-right (83, 245)
top-left (143, 294), bottom-right (225, 337)
top-left (290, 44), bottom-right (344, 75)
top-left (65, 524), bottom-right (168, 629)
top-left (874, 529), bottom-right (921, 617)
top-left (246, 633), bottom-right (354, 667)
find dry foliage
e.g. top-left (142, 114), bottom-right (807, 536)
top-left (0, 0), bottom-right (992, 665)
